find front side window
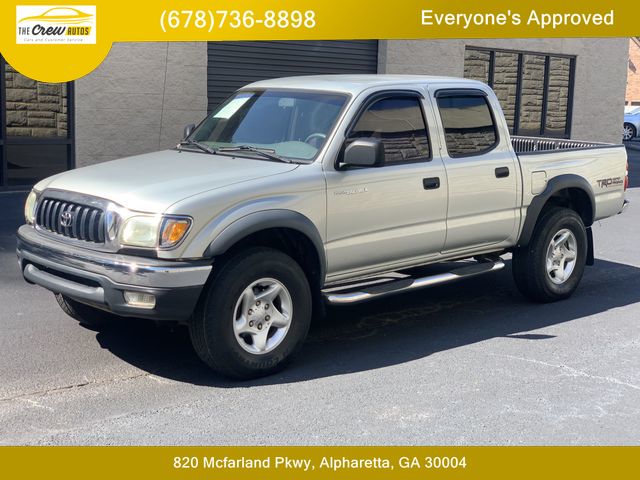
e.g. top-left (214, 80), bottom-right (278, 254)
top-left (190, 89), bottom-right (348, 161)
top-left (436, 94), bottom-right (498, 157)
top-left (347, 96), bottom-right (430, 164)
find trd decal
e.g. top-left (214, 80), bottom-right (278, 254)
top-left (596, 177), bottom-right (624, 188)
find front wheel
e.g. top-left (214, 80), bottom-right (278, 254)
top-left (623, 123), bottom-right (636, 141)
top-left (189, 247), bottom-right (312, 379)
top-left (512, 207), bottom-right (587, 303)
top-left (55, 293), bottom-right (119, 329)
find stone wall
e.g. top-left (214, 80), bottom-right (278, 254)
top-left (518, 54), bottom-right (545, 136)
top-left (545, 57), bottom-right (571, 135)
top-left (5, 64), bottom-right (68, 138)
top-left (463, 49), bottom-right (490, 84)
top-left (492, 52), bottom-right (519, 132)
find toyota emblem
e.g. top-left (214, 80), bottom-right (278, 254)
top-left (60, 211), bottom-right (73, 228)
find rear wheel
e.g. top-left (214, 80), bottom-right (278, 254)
top-left (623, 123), bottom-right (636, 141)
top-left (512, 207), bottom-right (587, 303)
top-left (189, 247), bottom-right (312, 379)
top-left (55, 293), bottom-right (119, 329)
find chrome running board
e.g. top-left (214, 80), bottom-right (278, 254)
top-left (323, 259), bottom-right (505, 305)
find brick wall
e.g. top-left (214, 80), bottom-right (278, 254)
top-left (5, 64), bottom-right (68, 137)
top-left (626, 38), bottom-right (640, 105)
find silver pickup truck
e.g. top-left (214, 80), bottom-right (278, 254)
top-left (17, 75), bottom-right (629, 379)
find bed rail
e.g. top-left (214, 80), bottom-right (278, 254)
top-left (511, 136), bottom-right (607, 154)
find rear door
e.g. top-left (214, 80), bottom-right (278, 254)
top-left (324, 90), bottom-right (448, 277)
top-left (431, 87), bottom-right (520, 252)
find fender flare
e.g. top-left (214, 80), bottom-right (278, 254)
top-left (517, 174), bottom-right (595, 247)
top-left (204, 209), bottom-right (326, 282)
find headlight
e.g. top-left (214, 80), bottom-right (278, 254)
top-left (120, 216), bottom-right (161, 247)
top-left (119, 215), bottom-right (191, 248)
top-left (24, 190), bottom-right (38, 225)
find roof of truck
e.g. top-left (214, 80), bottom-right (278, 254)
top-left (243, 74), bottom-right (482, 95)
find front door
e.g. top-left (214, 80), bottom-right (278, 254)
top-left (324, 91), bottom-right (448, 279)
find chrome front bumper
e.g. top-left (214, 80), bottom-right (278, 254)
top-left (16, 225), bottom-right (212, 320)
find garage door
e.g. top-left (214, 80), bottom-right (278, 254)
top-left (207, 40), bottom-right (379, 111)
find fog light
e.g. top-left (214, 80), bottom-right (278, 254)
top-left (124, 291), bottom-right (156, 309)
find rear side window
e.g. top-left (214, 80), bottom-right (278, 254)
top-left (436, 94), bottom-right (498, 157)
top-left (348, 96), bottom-right (430, 164)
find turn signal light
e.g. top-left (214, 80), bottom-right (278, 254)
top-left (160, 218), bottom-right (191, 247)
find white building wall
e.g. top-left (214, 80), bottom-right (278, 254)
top-left (74, 42), bottom-right (208, 167)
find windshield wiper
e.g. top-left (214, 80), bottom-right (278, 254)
top-left (215, 145), bottom-right (292, 163)
top-left (177, 139), bottom-right (216, 154)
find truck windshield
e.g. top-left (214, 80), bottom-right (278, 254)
top-left (187, 90), bottom-right (348, 161)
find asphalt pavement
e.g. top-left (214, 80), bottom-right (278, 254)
top-left (0, 151), bottom-right (639, 445)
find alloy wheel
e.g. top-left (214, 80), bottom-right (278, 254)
top-left (232, 278), bottom-right (293, 354)
top-left (545, 228), bottom-right (578, 285)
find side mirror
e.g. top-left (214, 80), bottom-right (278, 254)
top-left (340, 139), bottom-right (385, 169)
top-left (183, 123), bottom-right (196, 140)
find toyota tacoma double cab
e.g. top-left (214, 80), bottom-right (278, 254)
top-left (17, 75), bottom-right (629, 379)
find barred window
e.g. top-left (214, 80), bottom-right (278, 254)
top-left (464, 47), bottom-right (575, 138)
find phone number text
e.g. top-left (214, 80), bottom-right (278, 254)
top-left (160, 10), bottom-right (317, 32)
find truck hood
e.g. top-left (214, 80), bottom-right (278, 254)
top-left (36, 149), bottom-right (299, 213)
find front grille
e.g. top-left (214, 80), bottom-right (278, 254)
top-left (36, 198), bottom-right (106, 243)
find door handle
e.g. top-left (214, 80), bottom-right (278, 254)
top-left (423, 177), bottom-right (440, 190)
top-left (495, 167), bottom-right (510, 178)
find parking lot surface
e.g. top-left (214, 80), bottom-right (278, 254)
top-left (0, 151), bottom-right (639, 445)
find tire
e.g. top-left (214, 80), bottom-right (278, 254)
top-left (55, 293), bottom-right (118, 329)
top-left (512, 207), bottom-right (587, 303)
top-left (189, 247), bottom-right (312, 379)
top-left (623, 123), bottom-right (636, 141)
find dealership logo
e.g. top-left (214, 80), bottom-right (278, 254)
top-left (16, 6), bottom-right (96, 44)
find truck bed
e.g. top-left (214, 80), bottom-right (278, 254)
top-left (513, 135), bottom-right (627, 222)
